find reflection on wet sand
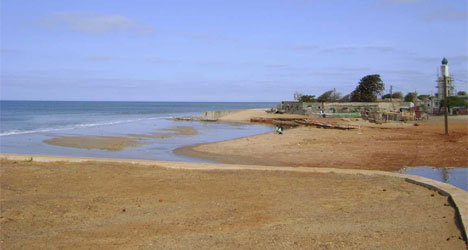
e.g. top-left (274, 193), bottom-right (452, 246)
top-left (44, 126), bottom-right (197, 151)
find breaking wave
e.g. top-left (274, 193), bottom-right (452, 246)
top-left (0, 116), bottom-right (172, 136)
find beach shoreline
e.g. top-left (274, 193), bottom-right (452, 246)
top-left (174, 110), bottom-right (468, 172)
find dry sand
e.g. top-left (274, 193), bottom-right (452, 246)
top-left (176, 115), bottom-right (468, 171)
top-left (44, 126), bottom-right (197, 151)
top-left (1, 158), bottom-right (466, 249)
top-left (217, 109), bottom-right (308, 122)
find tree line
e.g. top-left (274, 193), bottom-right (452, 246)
top-left (298, 74), bottom-right (467, 108)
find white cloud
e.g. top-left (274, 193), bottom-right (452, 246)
top-left (319, 45), bottom-right (395, 54)
top-left (41, 12), bottom-right (155, 34)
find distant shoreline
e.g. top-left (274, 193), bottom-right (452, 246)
top-left (0, 100), bottom-right (278, 103)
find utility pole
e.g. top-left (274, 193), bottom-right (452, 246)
top-left (333, 88), bottom-right (336, 101)
top-left (443, 74), bottom-right (448, 135)
top-left (390, 85), bottom-right (395, 111)
top-left (390, 85), bottom-right (393, 102)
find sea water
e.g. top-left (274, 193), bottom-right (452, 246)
top-left (399, 166), bottom-right (468, 191)
top-left (0, 101), bottom-right (275, 162)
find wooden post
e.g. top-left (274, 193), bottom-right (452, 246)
top-left (390, 85), bottom-right (393, 102)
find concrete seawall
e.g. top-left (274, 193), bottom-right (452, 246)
top-left (201, 110), bottom-right (238, 121)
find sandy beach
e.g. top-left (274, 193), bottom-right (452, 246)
top-left (217, 108), bottom-right (309, 122)
top-left (176, 110), bottom-right (468, 171)
top-left (2, 109), bottom-right (467, 249)
top-left (1, 158), bottom-right (466, 249)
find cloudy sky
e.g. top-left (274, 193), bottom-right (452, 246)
top-left (1, 0), bottom-right (467, 101)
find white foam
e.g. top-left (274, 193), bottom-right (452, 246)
top-left (0, 116), bottom-right (173, 137)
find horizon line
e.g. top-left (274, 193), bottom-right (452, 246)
top-left (0, 99), bottom-right (281, 103)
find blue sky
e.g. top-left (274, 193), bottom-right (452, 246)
top-left (1, 0), bottom-right (467, 101)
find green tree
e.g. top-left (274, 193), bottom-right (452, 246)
top-left (458, 91), bottom-right (467, 96)
top-left (382, 91), bottom-right (403, 99)
top-left (404, 92), bottom-right (417, 102)
top-left (317, 90), bottom-right (333, 102)
top-left (299, 95), bottom-right (316, 102)
top-left (440, 96), bottom-right (468, 109)
top-left (417, 95), bottom-right (430, 101)
top-left (350, 75), bottom-right (385, 102)
top-left (317, 90), bottom-right (342, 102)
top-left (393, 92), bottom-right (403, 99)
top-left (340, 94), bottom-right (351, 102)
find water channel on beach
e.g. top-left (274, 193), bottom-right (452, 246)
top-left (399, 167), bottom-right (468, 191)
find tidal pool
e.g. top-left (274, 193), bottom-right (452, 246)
top-left (399, 166), bottom-right (468, 191)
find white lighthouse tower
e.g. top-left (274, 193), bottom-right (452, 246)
top-left (437, 57), bottom-right (454, 98)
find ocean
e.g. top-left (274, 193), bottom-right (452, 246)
top-left (0, 101), bottom-right (276, 161)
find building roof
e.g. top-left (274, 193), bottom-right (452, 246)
top-left (441, 57), bottom-right (448, 65)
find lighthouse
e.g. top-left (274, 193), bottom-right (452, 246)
top-left (437, 57), bottom-right (454, 98)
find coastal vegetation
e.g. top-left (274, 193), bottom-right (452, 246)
top-left (350, 74), bottom-right (385, 102)
top-left (440, 96), bottom-right (468, 109)
top-left (299, 95), bottom-right (317, 102)
top-left (382, 91), bottom-right (403, 99)
top-left (317, 90), bottom-right (342, 102)
top-left (296, 74), bottom-right (465, 105)
top-left (299, 74), bottom-right (395, 103)
top-left (404, 92), bottom-right (418, 102)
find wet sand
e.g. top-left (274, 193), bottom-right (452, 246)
top-left (128, 125), bottom-right (197, 139)
top-left (44, 126), bottom-right (197, 151)
top-left (1, 158), bottom-right (466, 249)
top-left (175, 115), bottom-right (468, 171)
top-left (43, 136), bottom-right (145, 151)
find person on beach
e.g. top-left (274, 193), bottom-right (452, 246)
top-left (275, 125), bottom-right (283, 135)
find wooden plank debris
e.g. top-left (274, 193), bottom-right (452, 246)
top-left (250, 117), bottom-right (358, 130)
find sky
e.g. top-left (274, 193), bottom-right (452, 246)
top-left (1, 0), bottom-right (467, 102)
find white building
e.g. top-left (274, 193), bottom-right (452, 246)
top-left (421, 58), bottom-right (455, 115)
top-left (436, 57), bottom-right (455, 98)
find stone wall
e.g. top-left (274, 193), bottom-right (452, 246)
top-left (281, 101), bottom-right (413, 117)
top-left (201, 110), bottom-right (238, 121)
